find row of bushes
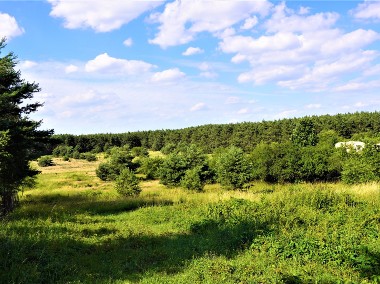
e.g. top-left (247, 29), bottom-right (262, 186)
top-left (95, 137), bottom-right (380, 196)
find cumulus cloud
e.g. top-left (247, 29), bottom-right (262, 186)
top-left (0, 13), bottom-right (24, 39)
top-left (85, 53), bottom-right (154, 74)
top-left (151, 68), bottom-right (185, 82)
top-left (182, 47), bottom-right (203, 56)
top-left (149, 0), bottom-right (272, 48)
top-left (123, 38), bottom-right (133, 47)
top-left (48, 0), bottom-right (163, 32)
top-left (351, 1), bottom-right (380, 21)
top-left (241, 16), bottom-right (258, 30)
top-left (219, 2), bottom-right (380, 89)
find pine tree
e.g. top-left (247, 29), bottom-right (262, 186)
top-left (0, 39), bottom-right (53, 215)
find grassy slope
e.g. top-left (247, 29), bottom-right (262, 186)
top-left (1, 158), bottom-right (380, 283)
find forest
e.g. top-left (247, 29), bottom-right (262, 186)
top-left (50, 111), bottom-right (380, 187)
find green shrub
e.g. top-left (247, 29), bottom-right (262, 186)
top-left (62, 156), bottom-right (70, 162)
top-left (84, 153), bottom-right (97, 162)
top-left (96, 162), bottom-right (117, 181)
top-left (115, 169), bottom-right (141, 197)
top-left (131, 147), bottom-right (149, 158)
top-left (214, 146), bottom-right (252, 189)
top-left (181, 167), bottom-right (204, 191)
top-left (139, 157), bottom-right (164, 180)
top-left (37, 156), bottom-right (54, 167)
top-left (341, 157), bottom-right (376, 184)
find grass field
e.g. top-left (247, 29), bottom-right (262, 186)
top-left (1, 158), bottom-right (380, 283)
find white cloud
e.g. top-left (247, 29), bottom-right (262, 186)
top-left (0, 13), bottom-right (24, 39)
top-left (149, 0), bottom-right (272, 48)
top-left (48, 0), bottom-right (163, 32)
top-left (85, 53), bottom-right (154, 74)
top-left (241, 16), bottom-right (258, 30)
top-left (219, 2), bottom-right (380, 90)
top-left (305, 104), bottom-right (321, 109)
top-left (151, 68), bottom-right (185, 82)
top-left (65, 64), bottom-right (78, 73)
top-left (237, 108), bottom-right (249, 114)
top-left (351, 1), bottom-right (380, 21)
top-left (264, 2), bottom-right (339, 33)
top-left (18, 60), bottom-right (37, 70)
top-left (190, 102), bottom-right (206, 112)
top-left (123, 38), bottom-right (133, 47)
top-left (182, 46), bottom-right (204, 56)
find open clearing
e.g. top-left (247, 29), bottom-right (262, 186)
top-left (1, 158), bottom-right (380, 283)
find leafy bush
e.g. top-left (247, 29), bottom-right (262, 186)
top-left (341, 157), bottom-right (376, 184)
top-left (62, 156), bottom-right (70, 162)
top-left (214, 146), bottom-right (252, 189)
top-left (115, 169), bottom-right (141, 197)
top-left (139, 157), bottom-right (164, 180)
top-left (84, 153), bottom-right (97, 162)
top-left (38, 156), bottom-right (54, 167)
top-left (131, 147), bottom-right (149, 158)
top-left (159, 144), bottom-right (210, 187)
top-left (96, 162), bottom-right (117, 181)
top-left (181, 167), bottom-right (204, 191)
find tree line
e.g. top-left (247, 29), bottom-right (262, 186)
top-left (52, 111), bottom-right (380, 154)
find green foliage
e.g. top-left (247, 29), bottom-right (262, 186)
top-left (139, 157), bottom-right (164, 180)
top-left (160, 142), bottom-right (177, 155)
top-left (0, 39), bottom-right (53, 215)
top-left (131, 146), bottom-right (149, 158)
top-left (214, 146), bottom-right (252, 189)
top-left (158, 144), bottom-right (211, 187)
top-left (83, 152), bottom-right (97, 162)
top-left (181, 167), bottom-right (204, 191)
top-left (114, 168), bottom-right (141, 197)
top-left (95, 146), bottom-right (137, 181)
top-left (291, 117), bottom-right (318, 147)
top-left (37, 156), bottom-right (54, 167)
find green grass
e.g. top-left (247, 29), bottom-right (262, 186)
top-left (1, 158), bottom-right (380, 283)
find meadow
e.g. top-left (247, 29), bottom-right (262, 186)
top-left (1, 157), bottom-right (380, 283)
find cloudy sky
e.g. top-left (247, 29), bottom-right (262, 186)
top-left (1, 0), bottom-right (380, 134)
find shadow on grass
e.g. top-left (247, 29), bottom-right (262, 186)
top-left (1, 218), bottom-right (270, 283)
top-left (12, 194), bottom-right (174, 220)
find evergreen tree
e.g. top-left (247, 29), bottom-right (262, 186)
top-left (0, 39), bottom-right (53, 215)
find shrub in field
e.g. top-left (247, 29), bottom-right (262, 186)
top-left (115, 168), bottom-right (141, 197)
top-left (159, 144), bottom-right (211, 187)
top-left (181, 167), bottom-right (204, 191)
top-left (62, 156), bottom-right (70, 161)
top-left (139, 157), bottom-right (164, 180)
top-left (214, 146), bottom-right (252, 189)
top-left (38, 156), bottom-right (54, 167)
top-left (96, 162), bottom-right (118, 181)
top-left (341, 156), bottom-right (376, 184)
top-left (52, 145), bottom-right (73, 158)
top-left (83, 153), bottom-right (97, 162)
top-left (131, 147), bottom-right (149, 158)
top-left (96, 147), bottom-right (137, 181)
top-left (161, 143), bottom-right (177, 155)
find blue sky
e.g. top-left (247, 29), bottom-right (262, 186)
top-left (1, 0), bottom-right (380, 134)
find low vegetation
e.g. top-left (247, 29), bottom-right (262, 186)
top-left (1, 158), bottom-right (380, 283)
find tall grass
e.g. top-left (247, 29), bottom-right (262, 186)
top-left (1, 158), bottom-right (379, 283)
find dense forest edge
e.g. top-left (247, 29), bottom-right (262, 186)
top-left (48, 111), bottom-right (380, 187)
top-left (52, 111), bottom-right (380, 153)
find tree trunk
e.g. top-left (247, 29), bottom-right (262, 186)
top-left (1, 191), bottom-right (17, 216)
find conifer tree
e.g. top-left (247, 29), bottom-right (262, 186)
top-left (0, 39), bottom-right (53, 215)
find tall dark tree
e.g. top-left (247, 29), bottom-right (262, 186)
top-left (0, 39), bottom-right (53, 215)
